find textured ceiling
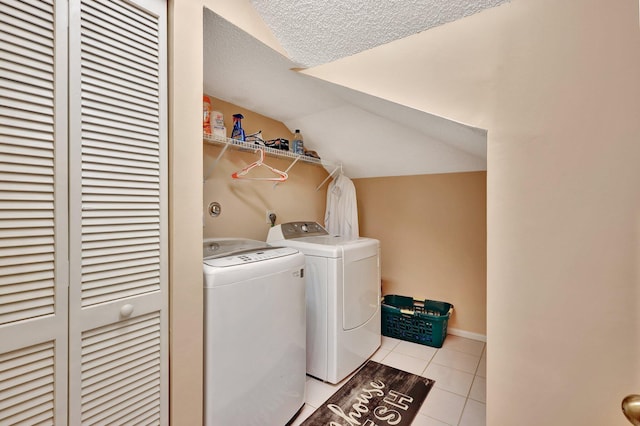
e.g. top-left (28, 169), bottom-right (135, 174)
top-left (203, 9), bottom-right (487, 178)
top-left (250, 0), bottom-right (511, 67)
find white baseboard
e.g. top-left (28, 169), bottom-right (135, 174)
top-left (447, 327), bottom-right (487, 342)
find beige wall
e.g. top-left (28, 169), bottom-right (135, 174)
top-left (203, 96), bottom-right (328, 240)
top-left (303, 0), bottom-right (640, 424)
top-left (168, 1), bottom-right (204, 425)
top-left (354, 172), bottom-right (486, 335)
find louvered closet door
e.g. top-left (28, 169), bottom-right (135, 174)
top-left (0, 0), bottom-right (69, 425)
top-left (67, 0), bottom-right (167, 424)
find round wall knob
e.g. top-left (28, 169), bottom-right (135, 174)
top-left (120, 304), bottom-right (134, 317)
top-left (622, 394), bottom-right (640, 425)
top-left (208, 201), bottom-right (221, 217)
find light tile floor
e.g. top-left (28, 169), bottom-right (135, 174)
top-left (290, 335), bottom-right (486, 426)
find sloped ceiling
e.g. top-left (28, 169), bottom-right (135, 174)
top-left (203, 2), bottom-right (507, 178)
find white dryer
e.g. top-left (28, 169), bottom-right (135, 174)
top-left (267, 222), bottom-right (381, 384)
top-left (203, 238), bottom-right (306, 426)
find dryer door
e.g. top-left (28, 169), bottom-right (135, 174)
top-left (342, 245), bottom-right (380, 330)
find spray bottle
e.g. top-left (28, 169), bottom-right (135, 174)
top-left (231, 114), bottom-right (246, 141)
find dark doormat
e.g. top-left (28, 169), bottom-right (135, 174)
top-left (300, 361), bottom-right (435, 425)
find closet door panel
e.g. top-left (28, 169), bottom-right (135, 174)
top-left (68, 0), bottom-right (167, 424)
top-left (78, 309), bottom-right (163, 425)
top-left (0, 341), bottom-right (56, 425)
top-left (0, 0), bottom-right (68, 424)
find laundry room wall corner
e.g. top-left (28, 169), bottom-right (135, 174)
top-left (354, 171), bottom-right (487, 336)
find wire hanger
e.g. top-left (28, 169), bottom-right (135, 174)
top-left (231, 148), bottom-right (288, 182)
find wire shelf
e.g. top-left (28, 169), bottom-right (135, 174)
top-left (203, 133), bottom-right (326, 166)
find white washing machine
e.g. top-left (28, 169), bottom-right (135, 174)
top-left (267, 222), bottom-right (381, 384)
top-left (203, 238), bottom-right (306, 426)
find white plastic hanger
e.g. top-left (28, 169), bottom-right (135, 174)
top-left (315, 164), bottom-right (343, 191)
top-left (231, 148), bottom-right (288, 182)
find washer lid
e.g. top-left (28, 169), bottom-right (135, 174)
top-left (204, 246), bottom-right (299, 268)
top-left (203, 238), bottom-right (270, 259)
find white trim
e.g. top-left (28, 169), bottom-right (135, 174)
top-left (448, 327), bottom-right (487, 343)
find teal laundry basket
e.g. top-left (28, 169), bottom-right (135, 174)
top-left (381, 295), bottom-right (453, 348)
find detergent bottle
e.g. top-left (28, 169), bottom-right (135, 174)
top-left (203, 96), bottom-right (212, 134)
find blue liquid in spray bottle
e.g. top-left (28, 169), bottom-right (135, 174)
top-left (231, 113), bottom-right (246, 141)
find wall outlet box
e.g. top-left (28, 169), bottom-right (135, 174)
top-left (265, 210), bottom-right (276, 224)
